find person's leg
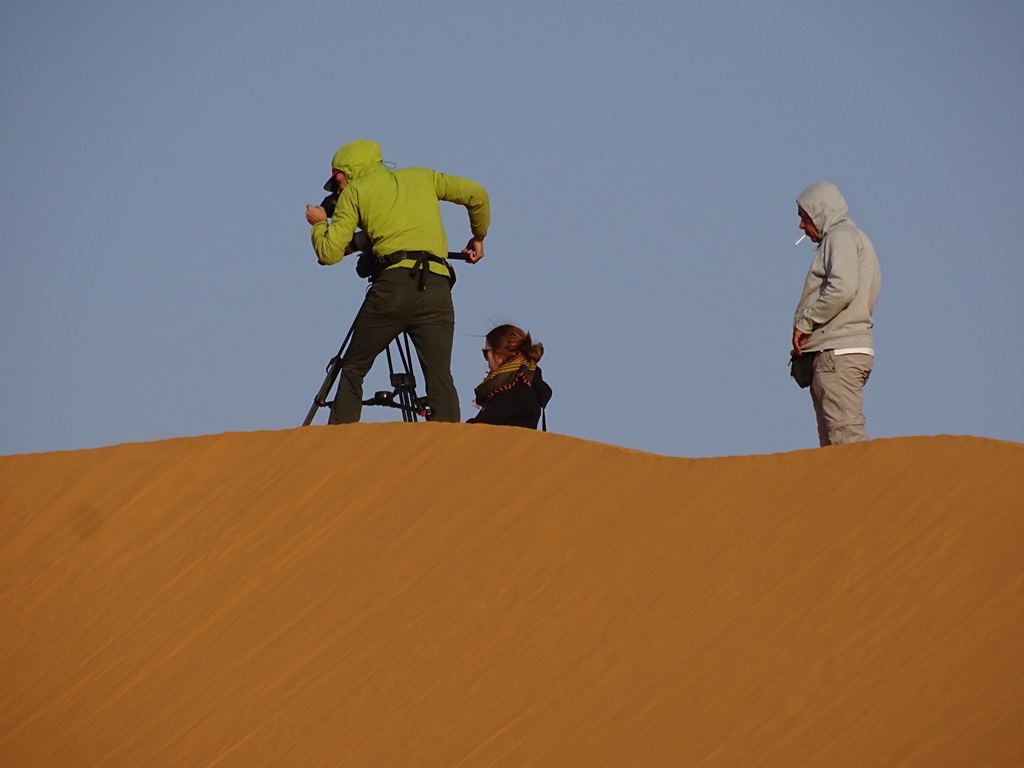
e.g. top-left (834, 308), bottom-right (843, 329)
top-left (811, 387), bottom-right (831, 447)
top-left (404, 271), bottom-right (459, 422)
top-left (330, 271), bottom-right (411, 424)
top-left (810, 351), bottom-right (873, 446)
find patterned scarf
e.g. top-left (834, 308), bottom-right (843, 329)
top-left (473, 353), bottom-right (537, 406)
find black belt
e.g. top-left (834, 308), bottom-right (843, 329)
top-left (385, 250), bottom-right (454, 290)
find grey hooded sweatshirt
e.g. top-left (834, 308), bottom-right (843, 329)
top-left (793, 181), bottom-right (881, 353)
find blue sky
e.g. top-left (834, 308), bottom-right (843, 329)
top-left (2, 1), bottom-right (1022, 458)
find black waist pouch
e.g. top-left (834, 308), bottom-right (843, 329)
top-left (790, 351), bottom-right (817, 388)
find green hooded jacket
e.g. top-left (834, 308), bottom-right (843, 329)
top-left (311, 139), bottom-right (490, 277)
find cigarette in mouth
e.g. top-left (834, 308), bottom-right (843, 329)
top-left (794, 233), bottom-right (807, 246)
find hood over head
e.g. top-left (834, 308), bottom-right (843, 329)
top-left (323, 139), bottom-right (383, 190)
top-left (796, 180), bottom-right (850, 237)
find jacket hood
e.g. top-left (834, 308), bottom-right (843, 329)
top-left (330, 139), bottom-right (383, 181)
top-left (534, 368), bottom-right (553, 408)
top-left (796, 180), bottom-right (850, 236)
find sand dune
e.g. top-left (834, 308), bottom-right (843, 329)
top-left (1, 426), bottom-right (1022, 766)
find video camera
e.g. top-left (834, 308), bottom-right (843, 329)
top-left (321, 191), bottom-right (340, 218)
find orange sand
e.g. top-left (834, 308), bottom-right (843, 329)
top-left (2, 426), bottom-right (1023, 766)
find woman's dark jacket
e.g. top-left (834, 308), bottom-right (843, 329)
top-left (467, 364), bottom-right (553, 429)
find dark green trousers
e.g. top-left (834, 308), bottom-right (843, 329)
top-left (329, 267), bottom-right (459, 424)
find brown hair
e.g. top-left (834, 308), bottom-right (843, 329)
top-left (486, 324), bottom-right (544, 364)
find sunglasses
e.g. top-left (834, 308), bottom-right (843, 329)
top-left (481, 347), bottom-right (493, 359)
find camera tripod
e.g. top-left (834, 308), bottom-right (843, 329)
top-left (302, 320), bottom-right (430, 426)
top-left (302, 252), bottom-right (468, 427)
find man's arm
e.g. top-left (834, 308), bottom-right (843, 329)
top-left (307, 189), bottom-right (359, 265)
top-left (431, 171), bottom-right (490, 262)
top-left (793, 229), bottom-right (860, 333)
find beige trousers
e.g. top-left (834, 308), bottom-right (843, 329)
top-left (810, 350), bottom-right (873, 447)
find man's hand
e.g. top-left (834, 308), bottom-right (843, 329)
top-left (792, 328), bottom-right (810, 354)
top-left (462, 236), bottom-right (485, 264)
top-left (306, 205), bottom-right (327, 226)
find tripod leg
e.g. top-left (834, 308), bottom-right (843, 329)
top-left (302, 320), bottom-right (356, 426)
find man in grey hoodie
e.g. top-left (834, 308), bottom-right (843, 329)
top-left (792, 181), bottom-right (881, 446)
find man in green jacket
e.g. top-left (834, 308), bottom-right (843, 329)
top-left (305, 139), bottom-right (489, 424)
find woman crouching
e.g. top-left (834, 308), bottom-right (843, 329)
top-left (467, 324), bottom-right (553, 429)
